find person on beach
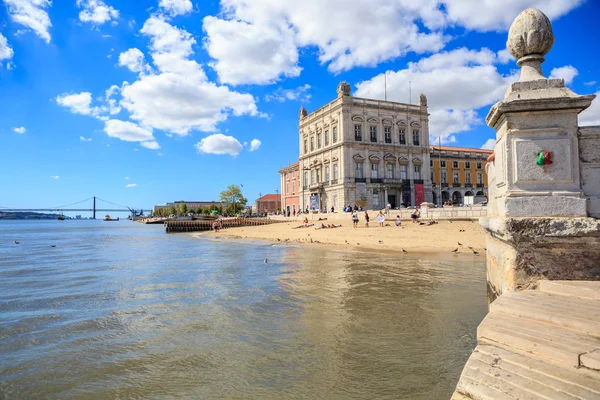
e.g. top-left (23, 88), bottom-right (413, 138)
top-left (411, 209), bottom-right (420, 223)
top-left (377, 211), bottom-right (385, 227)
top-left (364, 211), bottom-right (370, 227)
top-left (351, 210), bottom-right (359, 228)
top-left (303, 217), bottom-right (309, 227)
top-left (396, 215), bottom-right (402, 226)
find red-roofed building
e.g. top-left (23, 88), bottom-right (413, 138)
top-left (256, 194), bottom-right (282, 214)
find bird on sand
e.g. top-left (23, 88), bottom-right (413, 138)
top-left (378, 240), bottom-right (383, 244)
top-left (458, 242), bottom-right (463, 246)
top-left (468, 246), bottom-right (473, 250)
top-left (452, 248), bottom-right (458, 253)
top-left (472, 250), bottom-right (479, 255)
top-left (402, 248), bottom-right (408, 253)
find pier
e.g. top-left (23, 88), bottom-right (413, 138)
top-left (165, 218), bottom-right (286, 233)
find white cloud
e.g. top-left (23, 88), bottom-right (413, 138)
top-left (549, 65), bottom-right (578, 85)
top-left (13, 126), bottom-right (26, 134)
top-left (117, 16), bottom-right (260, 135)
top-left (579, 92), bottom-right (600, 126)
top-left (140, 140), bottom-right (160, 150)
top-left (195, 133), bottom-right (243, 156)
top-left (157, 152), bottom-right (163, 156)
top-left (265, 84), bottom-right (311, 103)
top-left (76, 0), bottom-right (119, 25)
top-left (125, 183), bottom-right (137, 188)
top-left (4, 0), bottom-right (52, 43)
top-left (158, 0), bottom-right (193, 17)
top-left (125, 176), bottom-right (130, 180)
top-left (104, 119), bottom-right (154, 142)
top-left (56, 92), bottom-right (103, 117)
top-left (481, 138), bottom-right (496, 150)
top-left (0, 34), bottom-right (14, 65)
top-left (118, 48), bottom-right (148, 73)
top-left (49, 175), bottom-right (59, 179)
top-left (105, 85), bottom-right (122, 115)
top-left (355, 47), bottom-right (517, 143)
top-left (584, 81), bottom-right (597, 87)
top-left (249, 138), bottom-right (261, 151)
top-left (79, 136), bottom-right (92, 141)
top-left (440, 0), bottom-right (585, 31)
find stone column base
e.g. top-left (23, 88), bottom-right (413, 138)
top-left (481, 216), bottom-right (600, 301)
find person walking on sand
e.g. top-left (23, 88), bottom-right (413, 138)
top-left (377, 211), bottom-right (385, 227)
top-left (396, 215), bottom-right (402, 227)
top-left (364, 211), bottom-right (370, 228)
top-left (351, 210), bottom-right (359, 228)
top-left (411, 209), bottom-right (420, 223)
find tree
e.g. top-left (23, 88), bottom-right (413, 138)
top-left (219, 185), bottom-right (247, 215)
top-left (177, 203), bottom-right (188, 215)
top-left (168, 205), bottom-right (176, 216)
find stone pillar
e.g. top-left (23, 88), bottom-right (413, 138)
top-left (483, 8), bottom-right (600, 301)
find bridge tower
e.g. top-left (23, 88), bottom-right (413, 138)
top-left (93, 196), bottom-right (96, 220)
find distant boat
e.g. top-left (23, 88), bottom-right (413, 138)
top-left (103, 214), bottom-right (119, 221)
top-left (58, 211), bottom-right (65, 221)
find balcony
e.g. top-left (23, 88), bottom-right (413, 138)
top-left (383, 178), bottom-right (403, 185)
top-left (370, 178), bottom-right (383, 184)
top-left (330, 179), bottom-right (338, 185)
top-left (465, 183), bottom-right (473, 188)
top-left (355, 178), bottom-right (367, 183)
top-left (309, 183), bottom-right (322, 190)
top-left (477, 183), bottom-right (484, 187)
top-left (413, 179), bottom-right (424, 184)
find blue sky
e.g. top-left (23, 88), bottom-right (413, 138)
top-left (1, 0), bottom-right (599, 214)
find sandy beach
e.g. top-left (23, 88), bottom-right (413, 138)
top-left (196, 217), bottom-right (487, 255)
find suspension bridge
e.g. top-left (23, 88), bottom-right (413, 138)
top-left (0, 197), bottom-right (148, 219)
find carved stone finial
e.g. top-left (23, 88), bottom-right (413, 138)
top-left (299, 106), bottom-right (308, 119)
top-left (507, 8), bottom-right (554, 81)
top-left (419, 93), bottom-right (427, 107)
top-left (337, 81), bottom-right (351, 97)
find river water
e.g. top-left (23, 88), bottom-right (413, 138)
top-left (0, 220), bottom-right (487, 400)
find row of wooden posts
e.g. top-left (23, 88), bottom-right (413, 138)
top-left (164, 218), bottom-right (285, 233)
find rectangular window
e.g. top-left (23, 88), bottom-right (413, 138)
top-left (333, 164), bottom-right (338, 180)
top-left (477, 162), bottom-right (482, 169)
top-left (354, 124), bottom-right (362, 141)
top-left (303, 139), bottom-right (307, 154)
top-left (465, 162), bottom-right (471, 169)
top-left (333, 127), bottom-right (338, 143)
top-left (310, 170), bottom-right (315, 184)
top-left (399, 129), bottom-right (406, 144)
top-left (414, 166), bottom-right (421, 180)
top-left (430, 159), bottom-right (433, 167)
top-left (317, 133), bottom-right (322, 149)
top-left (286, 182), bottom-right (289, 194)
top-left (324, 130), bottom-right (329, 146)
top-left (371, 163), bottom-right (378, 179)
top-left (384, 126), bottom-right (391, 143)
top-left (413, 130), bottom-right (420, 146)
top-left (292, 181), bottom-right (295, 194)
top-left (370, 126), bottom-right (377, 143)
top-left (356, 163), bottom-right (363, 178)
top-left (400, 165), bottom-right (407, 180)
top-left (325, 166), bottom-right (330, 182)
top-left (466, 172), bottom-right (471, 185)
top-left (373, 193), bottom-right (380, 209)
top-left (304, 172), bottom-right (308, 186)
top-left (453, 172), bottom-right (459, 184)
top-left (431, 170), bottom-right (434, 181)
top-left (386, 164), bottom-right (393, 179)
top-left (310, 137), bottom-right (314, 152)
top-left (441, 171), bottom-right (447, 184)
top-left (453, 161), bottom-right (458, 168)
top-left (477, 173), bottom-right (483, 184)
top-left (440, 160), bottom-right (446, 168)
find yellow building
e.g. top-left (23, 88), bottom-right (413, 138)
top-left (429, 146), bottom-right (492, 205)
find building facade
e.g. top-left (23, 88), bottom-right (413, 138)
top-left (256, 194), bottom-right (282, 214)
top-left (430, 146), bottom-right (492, 205)
top-left (298, 82), bottom-right (432, 211)
top-left (153, 201), bottom-right (223, 213)
top-left (279, 162), bottom-right (300, 215)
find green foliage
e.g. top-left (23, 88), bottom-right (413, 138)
top-left (218, 185), bottom-right (247, 214)
top-left (168, 206), bottom-right (176, 216)
top-left (177, 203), bottom-right (188, 215)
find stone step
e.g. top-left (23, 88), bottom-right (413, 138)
top-left (538, 280), bottom-right (600, 300)
top-left (490, 291), bottom-right (600, 335)
top-left (581, 349), bottom-right (600, 371)
top-left (454, 344), bottom-right (600, 399)
top-left (478, 311), bottom-right (600, 367)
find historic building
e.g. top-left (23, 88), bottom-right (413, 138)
top-left (298, 82), bottom-right (432, 211)
top-left (279, 162), bottom-right (300, 215)
top-left (153, 200), bottom-right (223, 213)
top-left (430, 146), bottom-right (492, 205)
top-left (255, 194), bottom-right (282, 214)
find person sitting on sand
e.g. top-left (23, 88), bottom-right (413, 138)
top-left (303, 217), bottom-right (309, 227)
top-left (411, 209), bottom-right (420, 223)
top-left (396, 215), bottom-right (402, 226)
top-left (351, 210), bottom-right (359, 228)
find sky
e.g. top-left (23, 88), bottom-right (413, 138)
top-left (1, 0), bottom-right (599, 215)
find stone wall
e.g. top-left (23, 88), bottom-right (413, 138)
top-left (579, 126), bottom-right (600, 218)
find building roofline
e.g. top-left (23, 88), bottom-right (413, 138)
top-left (429, 145), bottom-right (493, 154)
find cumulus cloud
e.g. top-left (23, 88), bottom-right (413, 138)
top-left (76, 0), bottom-right (119, 25)
top-left (4, 0), bottom-right (52, 43)
top-left (481, 138), bottom-right (496, 150)
top-left (56, 92), bottom-right (102, 117)
top-left (49, 175), bottom-right (59, 179)
top-left (118, 48), bottom-right (148, 73)
top-left (0, 34), bottom-right (14, 65)
top-left (195, 133), bottom-right (243, 156)
top-left (355, 47), bottom-right (517, 143)
top-left (125, 176), bottom-right (130, 180)
top-left (579, 92), bottom-right (600, 126)
top-left (13, 126), bottom-right (26, 134)
top-left (249, 139), bottom-right (261, 151)
top-left (584, 81), bottom-right (597, 87)
top-left (103, 119), bottom-right (154, 142)
top-left (79, 136), bottom-right (92, 141)
top-left (549, 65), bottom-right (578, 85)
top-left (265, 84), bottom-right (311, 103)
top-left (158, 0), bottom-right (193, 17)
top-left (125, 183), bottom-right (137, 187)
top-left (140, 140), bottom-right (160, 150)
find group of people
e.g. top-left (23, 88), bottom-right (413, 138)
top-left (350, 208), bottom-right (422, 228)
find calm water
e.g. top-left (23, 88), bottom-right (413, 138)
top-left (0, 220), bottom-right (487, 400)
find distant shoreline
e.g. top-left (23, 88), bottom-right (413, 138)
top-left (0, 212), bottom-right (61, 220)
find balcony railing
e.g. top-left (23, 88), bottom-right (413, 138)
top-left (477, 183), bottom-right (484, 187)
top-left (370, 178), bottom-right (383, 183)
top-left (383, 178), bottom-right (403, 184)
top-left (413, 179), bottom-right (424, 184)
top-left (465, 183), bottom-right (473, 188)
top-left (330, 179), bottom-right (338, 184)
top-left (355, 178), bottom-right (367, 183)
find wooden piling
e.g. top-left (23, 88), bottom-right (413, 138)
top-left (164, 218), bottom-right (285, 233)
